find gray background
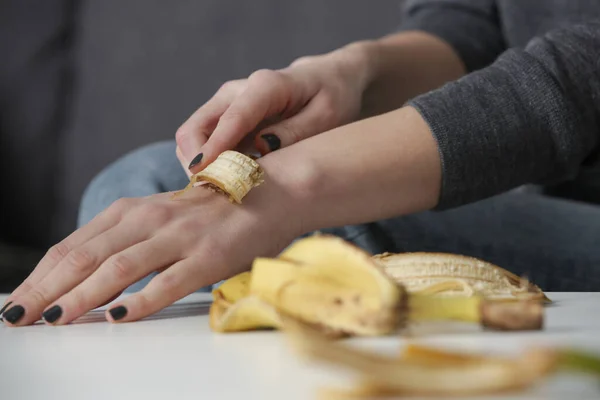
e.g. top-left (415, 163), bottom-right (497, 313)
top-left (0, 0), bottom-right (403, 288)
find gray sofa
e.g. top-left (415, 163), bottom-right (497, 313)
top-left (0, 0), bottom-right (403, 290)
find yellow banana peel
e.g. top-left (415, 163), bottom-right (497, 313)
top-left (209, 235), bottom-right (544, 335)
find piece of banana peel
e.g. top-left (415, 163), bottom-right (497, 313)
top-left (374, 251), bottom-right (550, 303)
top-left (209, 235), bottom-right (546, 336)
top-left (283, 319), bottom-right (600, 399)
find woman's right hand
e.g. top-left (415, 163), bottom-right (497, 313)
top-left (175, 43), bottom-right (373, 175)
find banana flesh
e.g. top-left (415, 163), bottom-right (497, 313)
top-left (174, 150), bottom-right (264, 203)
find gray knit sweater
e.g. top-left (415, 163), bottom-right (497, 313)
top-left (399, 0), bottom-right (600, 209)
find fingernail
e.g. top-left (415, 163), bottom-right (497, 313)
top-left (261, 133), bottom-right (281, 152)
top-left (0, 301), bottom-right (13, 321)
top-left (188, 153), bottom-right (203, 170)
top-left (3, 305), bottom-right (25, 324)
top-left (42, 305), bottom-right (63, 324)
top-left (0, 301), bottom-right (13, 316)
top-left (109, 305), bottom-right (127, 321)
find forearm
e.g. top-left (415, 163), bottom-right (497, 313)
top-left (257, 106), bottom-right (441, 234)
top-left (353, 32), bottom-right (466, 118)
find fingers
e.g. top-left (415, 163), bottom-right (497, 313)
top-left (189, 70), bottom-right (296, 173)
top-left (104, 254), bottom-right (217, 323)
top-left (176, 91), bottom-right (233, 167)
top-left (2, 198), bottom-right (128, 308)
top-left (3, 219), bottom-right (154, 326)
top-left (40, 235), bottom-right (183, 325)
top-left (255, 92), bottom-right (340, 155)
top-left (176, 145), bottom-right (193, 179)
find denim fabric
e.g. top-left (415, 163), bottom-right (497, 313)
top-left (79, 140), bottom-right (600, 292)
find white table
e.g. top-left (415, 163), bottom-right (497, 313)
top-left (1, 292), bottom-right (599, 400)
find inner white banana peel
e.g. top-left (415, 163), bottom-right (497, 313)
top-left (174, 150), bottom-right (264, 203)
top-left (373, 252), bottom-right (548, 301)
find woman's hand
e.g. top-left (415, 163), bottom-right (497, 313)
top-left (175, 43), bottom-right (373, 175)
top-left (1, 179), bottom-right (299, 326)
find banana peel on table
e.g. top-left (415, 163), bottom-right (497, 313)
top-left (284, 320), bottom-right (600, 399)
top-left (209, 235), bottom-right (547, 335)
top-left (208, 234), bottom-right (600, 397)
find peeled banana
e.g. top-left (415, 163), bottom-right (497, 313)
top-left (173, 150), bottom-right (264, 203)
top-left (209, 235), bottom-right (545, 335)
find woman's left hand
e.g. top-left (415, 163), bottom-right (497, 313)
top-left (1, 182), bottom-right (296, 326)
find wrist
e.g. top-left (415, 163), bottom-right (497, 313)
top-left (245, 153), bottom-right (318, 239)
top-left (255, 106), bottom-right (441, 233)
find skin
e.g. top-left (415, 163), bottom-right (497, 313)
top-left (176, 31), bottom-right (465, 173)
top-left (2, 31), bottom-right (465, 326)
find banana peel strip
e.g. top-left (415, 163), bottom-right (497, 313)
top-left (284, 319), bottom-right (558, 398)
top-left (172, 150), bottom-right (264, 203)
top-left (373, 252), bottom-right (549, 303)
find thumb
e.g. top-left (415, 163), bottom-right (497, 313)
top-left (255, 96), bottom-right (339, 155)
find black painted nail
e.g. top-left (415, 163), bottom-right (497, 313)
top-left (188, 153), bottom-right (203, 169)
top-left (42, 305), bottom-right (63, 324)
top-left (261, 133), bottom-right (281, 152)
top-left (109, 305), bottom-right (127, 321)
top-left (0, 301), bottom-right (13, 321)
top-left (0, 301), bottom-right (13, 316)
top-left (3, 305), bottom-right (25, 324)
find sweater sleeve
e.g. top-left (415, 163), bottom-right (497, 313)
top-left (398, 0), bottom-right (506, 72)
top-left (407, 21), bottom-right (600, 210)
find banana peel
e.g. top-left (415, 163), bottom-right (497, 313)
top-left (209, 235), bottom-right (544, 335)
top-left (284, 321), bottom-right (600, 399)
top-left (284, 319), bottom-right (559, 399)
top-left (374, 252), bottom-right (549, 302)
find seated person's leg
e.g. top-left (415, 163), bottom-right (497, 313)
top-left (319, 188), bottom-right (600, 292)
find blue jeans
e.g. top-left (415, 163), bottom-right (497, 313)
top-left (79, 140), bottom-right (600, 292)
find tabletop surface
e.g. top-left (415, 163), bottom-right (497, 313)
top-left (1, 292), bottom-right (600, 400)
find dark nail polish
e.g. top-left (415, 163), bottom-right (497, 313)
top-left (109, 305), bottom-right (127, 321)
top-left (188, 153), bottom-right (203, 169)
top-left (3, 305), bottom-right (25, 324)
top-left (261, 133), bottom-right (281, 152)
top-left (0, 301), bottom-right (13, 316)
top-left (42, 305), bottom-right (63, 324)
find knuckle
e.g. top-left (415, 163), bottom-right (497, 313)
top-left (134, 292), bottom-right (153, 315)
top-left (153, 271), bottom-right (181, 293)
top-left (68, 289), bottom-right (88, 313)
top-left (136, 203), bottom-right (173, 225)
top-left (290, 56), bottom-right (314, 67)
top-left (46, 242), bottom-right (71, 264)
top-left (175, 126), bottom-right (189, 144)
top-left (280, 125), bottom-right (305, 145)
top-left (27, 287), bottom-right (51, 306)
top-left (219, 80), bottom-right (237, 92)
top-left (65, 248), bottom-right (96, 273)
top-left (249, 69), bottom-right (285, 87)
top-left (111, 197), bottom-right (135, 214)
top-left (200, 237), bottom-right (227, 264)
top-left (108, 254), bottom-right (138, 281)
top-left (218, 109), bottom-right (251, 133)
top-left (318, 93), bottom-right (339, 122)
top-left (174, 220), bottom-right (201, 237)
